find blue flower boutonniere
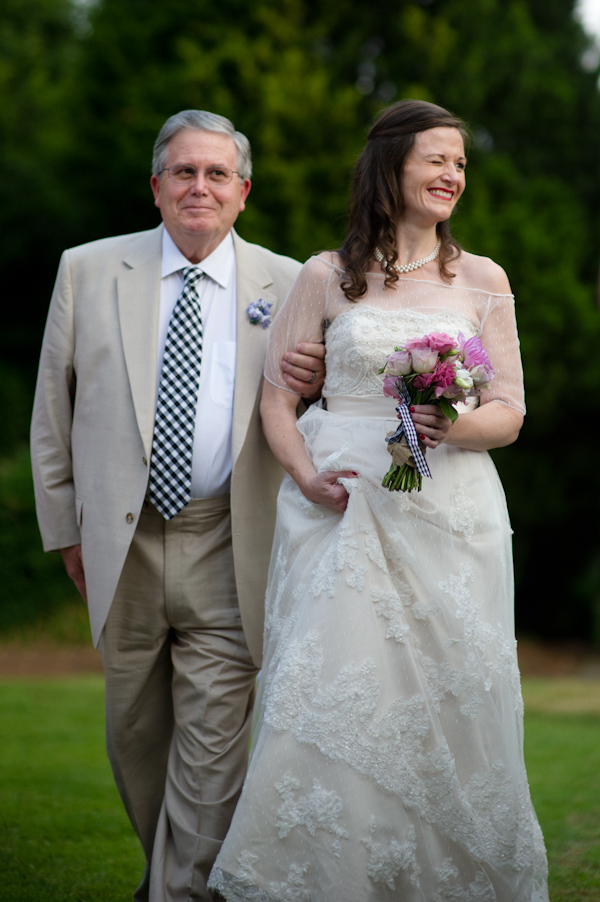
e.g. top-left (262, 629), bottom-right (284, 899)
top-left (246, 299), bottom-right (273, 330)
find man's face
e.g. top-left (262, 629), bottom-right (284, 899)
top-left (150, 129), bottom-right (251, 259)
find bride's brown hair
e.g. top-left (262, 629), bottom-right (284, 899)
top-left (340, 100), bottom-right (469, 301)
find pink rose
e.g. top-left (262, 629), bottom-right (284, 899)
top-left (383, 375), bottom-right (402, 399)
top-left (407, 332), bottom-right (457, 355)
top-left (413, 371), bottom-right (437, 390)
top-left (384, 349), bottom-right (412, 376)
top-left (411, 347), bottom-right (439, 374)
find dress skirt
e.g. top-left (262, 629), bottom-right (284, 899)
top-left (209, 401), bottom-right (548, 902)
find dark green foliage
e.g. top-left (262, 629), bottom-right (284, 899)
top-left (2, 0), bottom-right (600, 638)
top-left (0, 0), bottom-right (82, 368)
top-left (0, 448), bottom-right (78, 631)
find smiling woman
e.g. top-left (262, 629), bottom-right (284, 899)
top-left (400, 127), bottom-right (466, 234)
top-left (209, 100), bottom-right (548, 902)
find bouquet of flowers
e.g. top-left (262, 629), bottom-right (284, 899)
top-left (380, 331), bottom-right (494, 492)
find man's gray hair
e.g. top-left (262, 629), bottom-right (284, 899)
top-left (152, 110), bottom-right (252, 180)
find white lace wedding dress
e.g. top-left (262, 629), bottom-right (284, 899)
top-left (209, 255), bottom-right (548, 902)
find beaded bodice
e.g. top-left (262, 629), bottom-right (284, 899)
top-left (322, 305), bottom-right (478, 399)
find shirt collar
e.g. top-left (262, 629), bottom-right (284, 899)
top-left (161, 228), bottom-right (235, 289)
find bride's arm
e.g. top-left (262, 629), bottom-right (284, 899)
top-left (445, 402), bottom-right (522, 450)
top-left (412, 400), bottom-right (523, 452)
top-left (411, 256), bottom-right (524, 452)
top-left (260, 381), bottom-right (356, 513)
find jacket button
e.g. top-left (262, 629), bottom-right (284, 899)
top-left (126, 513), bottom-right (134, 524)
top-left (142, 457), bottom-right (148, 466)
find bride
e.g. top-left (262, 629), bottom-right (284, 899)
top-left (209, 100), bottom-right (548, 901)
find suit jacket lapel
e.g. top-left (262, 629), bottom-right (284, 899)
top-left (117, 225), bottom-right (163, 459)
top-left (232, 232), bottom-right (277, 463)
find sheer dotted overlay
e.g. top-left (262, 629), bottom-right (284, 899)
top-left (264, 253), bottom-right (525, 414)
top-left (209, 255), bottom-right (547, 902)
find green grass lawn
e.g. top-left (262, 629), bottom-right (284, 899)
top-left (0, 678), bottom-right (144, 901)
top-left (0, 677), bottom-right (598, 901)
top-left (523, 681), bottom-right (600, 901)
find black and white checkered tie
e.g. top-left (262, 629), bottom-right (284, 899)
top-left (148, 266), bottom-right (204, 519)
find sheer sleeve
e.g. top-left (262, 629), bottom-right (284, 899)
top-left (264, 255), bottom-right (334, 393)
top-left (478, 294), bottom-right (525, 414)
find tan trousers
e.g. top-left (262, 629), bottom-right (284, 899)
top-left (99, 497), bottom-right (258, 902)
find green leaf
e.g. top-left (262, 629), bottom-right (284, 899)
top-left (438, 398), bottom-right (459, 423)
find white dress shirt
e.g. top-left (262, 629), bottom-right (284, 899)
top-left (156, 229), bottom-right (237, 498)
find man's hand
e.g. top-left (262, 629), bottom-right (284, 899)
top-left (281, 342), bottom-right (326, 401)
top-left (60, 544), bottom-right (88, 605)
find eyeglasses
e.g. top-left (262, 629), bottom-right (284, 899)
top-left (159, 165), bottom-right (241, 185)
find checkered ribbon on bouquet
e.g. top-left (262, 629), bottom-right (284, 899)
top-left (148, 266), bottom-right (204, 519)
top-left (385, 381), bottom-right (432, 479)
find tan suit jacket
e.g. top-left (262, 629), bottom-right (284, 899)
top-left (31, 224), bottom-right (301, 666)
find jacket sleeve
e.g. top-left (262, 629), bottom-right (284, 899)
top-left (30, 250), bottom-right (82, 551)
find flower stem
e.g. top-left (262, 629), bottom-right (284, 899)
top-left (381, 462), bottom-right (422, 493)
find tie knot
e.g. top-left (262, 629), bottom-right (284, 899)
top-left (182, 266), bottom-right (204, 289)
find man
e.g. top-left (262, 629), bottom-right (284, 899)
top-left (31, 110), bottom-right (325, 901)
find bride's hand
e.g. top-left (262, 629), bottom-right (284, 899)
top-left (300, 470), bottom-right (358, 513)
top-left (409, 404), bottom-right (452, 449)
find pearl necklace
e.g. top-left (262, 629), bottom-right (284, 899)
top-left (374, 238), bottom-right (441, 273)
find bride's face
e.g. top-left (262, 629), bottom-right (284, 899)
top-left (401, 127), bottom-right (466, 227)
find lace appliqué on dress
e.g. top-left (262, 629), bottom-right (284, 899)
top-left (437, 562), bottom-right (523, 710)
top-left (263, 633), bottom-right (431, 802)
top-left (450, 483), bottom-right (476, 542)
top-left (371, 584), bottom-right (413, 643)
top-left (309, 521), bottom-right (367, 597)
top-left (433, 859), bottom-right (495, 902)
top-left (209, 860), bottom-right (311, 902)
top-left (361, 819), bottom-right (421, 890)
top-left (296, 494), bottom-right (326, 519)
top-left (263, 630), bottom-right (535, 871)
top-left (268, 863), bottom-right (311, 902)
top-left (275, 772), bottom-right (349, 857)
